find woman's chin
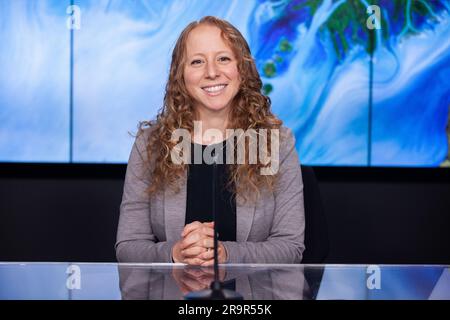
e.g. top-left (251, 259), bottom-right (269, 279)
top-left (198, 103), bottom-right (231, 113)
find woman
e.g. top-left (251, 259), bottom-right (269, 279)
top-left (116, 16), bottom-right (305, 265)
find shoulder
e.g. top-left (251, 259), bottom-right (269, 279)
top-left (134, 120), bottom-right (158, 153)
top-left (278, 126), bottom-right (297, 160)
top-left (279, 126), bottom-right (295, 143)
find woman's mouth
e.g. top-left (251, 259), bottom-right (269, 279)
top-left (202, 84), bottom-right (227, 96)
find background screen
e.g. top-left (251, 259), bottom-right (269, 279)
top-left (1, 0), bottom-right (449, 166)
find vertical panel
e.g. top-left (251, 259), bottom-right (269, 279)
top-left (0, 0), bottom-right (71, 162)
top-left (371, 1), bottom-right (450, 166)
top-left (248, 0), bottom-right (370, 166)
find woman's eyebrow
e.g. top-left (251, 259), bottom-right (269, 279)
top-left (215, 50), bottom-right (233, 55)
top-left (188, 50), bottom-right (233, 57)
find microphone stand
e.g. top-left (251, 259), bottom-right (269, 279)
top-left (185, 148), bottom-right (243, 300)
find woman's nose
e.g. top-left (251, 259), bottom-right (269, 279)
top-left (206, 61), bottom-right (219, 79)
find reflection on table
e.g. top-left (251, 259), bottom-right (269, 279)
top-left (119, 264), bottom-right (308, 300)
top-left (0, 263), bottom-right (448, 300)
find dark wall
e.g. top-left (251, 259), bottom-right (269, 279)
top-left (0, 164), bottom-right (124, 262)
top-left (318, 172), bottom-right (450, 264)
top-left (1, 164), bottom-right (449, 263)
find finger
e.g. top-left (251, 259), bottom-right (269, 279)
top-left (185, 237), bottom-right (213, 250)
top-left (200, 259), bottom-right (215, 267)
top-left (198, 245), bottom-right (225, 266)
top-left (182, 246), bottom-right (207, 258)
top-left (180, 232), bottom-right (202, 250)
top-left (182, 221), bottom-right (214, 238)
top-left (202, 247), bottom-right (225, 263)
top-left (200, 226), bottom-right (214, 238)
top-left (185, 225), bottom-right (215, 239)
top-left (184, 257), bottom-right (206, 266)
top-left (201, 237), bottom-right (214, 249)
top-left (181, 221), bottom-right (203, 237)
top-left (181, 232), bottom-right (214, 251)
top-left (199, 247), bottom-right (215, 260)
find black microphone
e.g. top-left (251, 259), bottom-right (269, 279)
top-left (184, 145), bottom-right (243, 300)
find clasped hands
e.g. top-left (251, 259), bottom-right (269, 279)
top-left (172, 221), bottom-right (227, 266)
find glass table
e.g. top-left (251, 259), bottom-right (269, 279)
top-left (0, 263), bottom-right (448, 300)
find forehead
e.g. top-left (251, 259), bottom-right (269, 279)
top-left (185, 24), bottom-right (233, 56)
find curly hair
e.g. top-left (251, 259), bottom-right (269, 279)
top-left (139, 16), bottom-right (282, 204)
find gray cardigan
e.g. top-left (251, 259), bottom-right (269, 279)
top-left (115, 126), bottom-right (305, 263)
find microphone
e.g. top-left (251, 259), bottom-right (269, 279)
top-left (184, 146), bottom-right (243, 300)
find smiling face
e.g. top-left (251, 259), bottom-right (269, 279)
top-left (183, 24), bottom-right (241, 117)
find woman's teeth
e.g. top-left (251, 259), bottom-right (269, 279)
top-left (203, 84), bottom-right (226, 93)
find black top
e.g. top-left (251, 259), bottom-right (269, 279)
top-left (185, 140), bottom-right (236, 241)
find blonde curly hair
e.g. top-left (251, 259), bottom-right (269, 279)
top-left (139, 16), bottom-right (282, 203)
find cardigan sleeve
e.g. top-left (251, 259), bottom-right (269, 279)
top-left (115, 129), bottom-right (176, 262)
top-left (221, 127), bottom-right (306, 263)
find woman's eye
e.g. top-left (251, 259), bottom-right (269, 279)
top-left (191, 59), bottom-right (202, 65)
top-left (219, 56), bottom-right (231, 62)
